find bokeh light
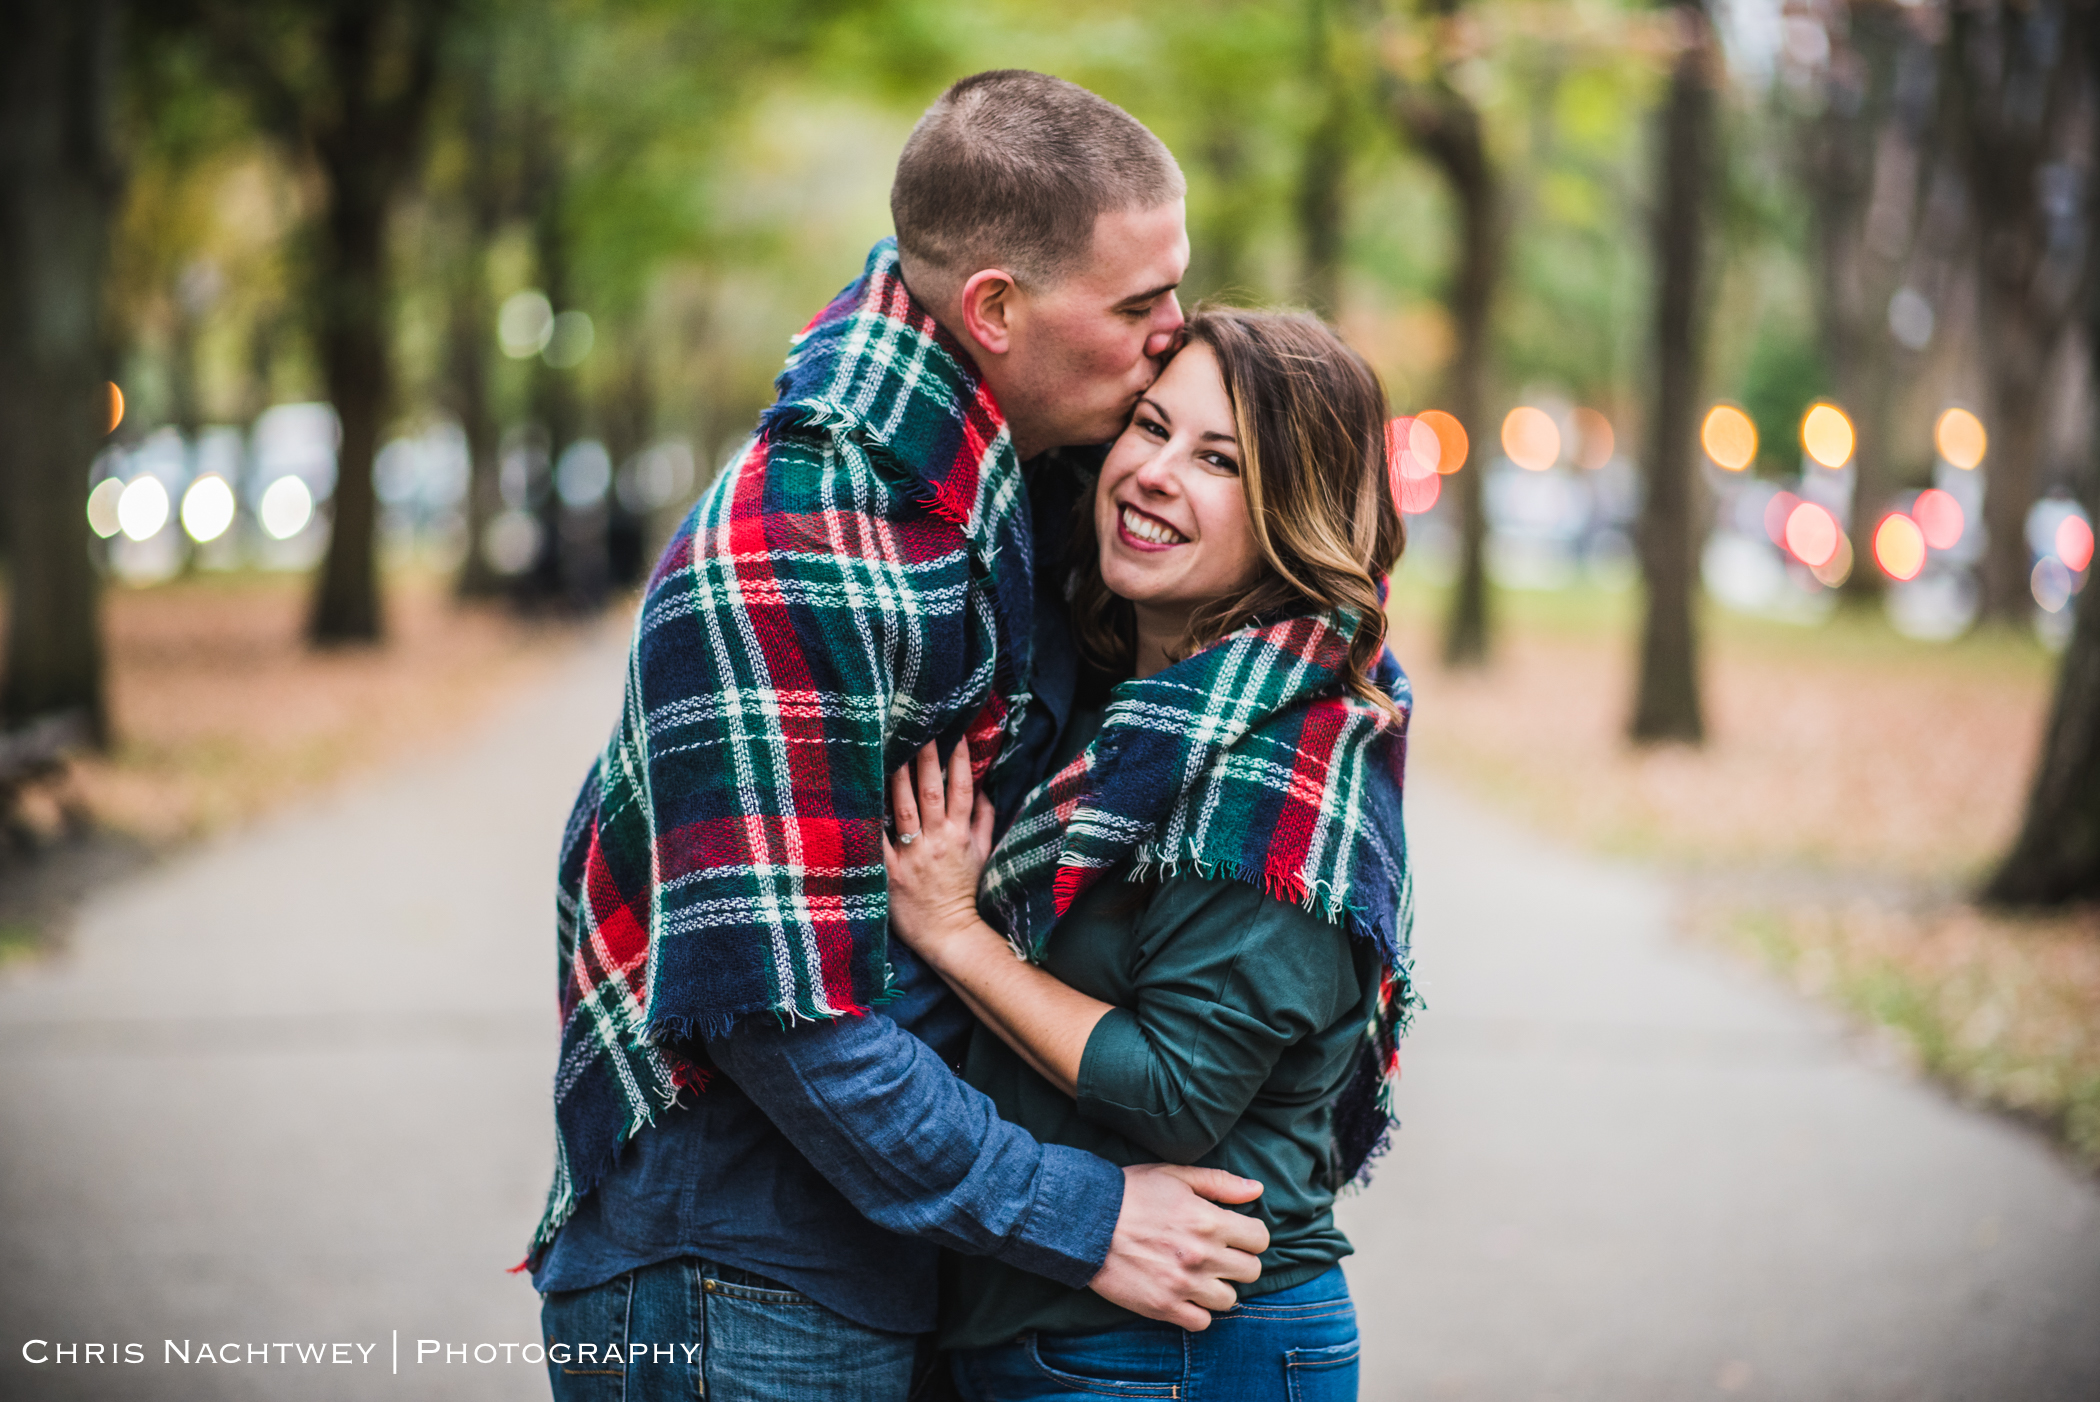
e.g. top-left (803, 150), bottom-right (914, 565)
top-left (180, 474), bottom-right (237, 543)
top-left (1502, 405), bottom-right (1561, 472)
top-left (2056, 515), bottom-right (2093, 573)
top-left (1397, 469), bottom-right (1441, 515)
top-left (86, 478), bottom-right (124, 539)
top-left (106, 382), bottom-right (124, 435)
top-left (1784, 500), bottom-right (1841, 568)
top-left (1812, 530), bottom-right (1854, 588)
top-left (258, 475), bottom-right (315, 539)
top-left (1764, 490), bottom-right (1801, 547)
top-left (1701, 403), bottom-right (1757, 471)
top-left (1934, 407), bottom-right (1987, 470)
top-left (1417, 410), bottom-right (1468, 474)
top-left (1386, 416), bottom-right (1442, 482)
top-left (1873, 513), bottom-right (1926, 581)
top-left (1572, 407), bottom-right (1614, 469)
top-left (498, 290), bottom-right (555, 359)
top-left (116, 476), bottom-right (170, 541)
top-left (1912, 489), bottom-right (1963, 551)
top-left (544, 310), bottom-right (596, 369)
top-left (483, 508), bottom-right (543, 574)
top-left (1801, 403), bottom-right (1854, 469)
top-left (2032, 558), bottom-right (2073, 613)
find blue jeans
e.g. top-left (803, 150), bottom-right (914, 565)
top-left (951, 1266), bottom-right (1358, 1401)
top-left (541, 1256), bottom-right (924, 1401)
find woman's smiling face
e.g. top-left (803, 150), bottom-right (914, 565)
top-left (1094, 342), bottom-right (1264, 654)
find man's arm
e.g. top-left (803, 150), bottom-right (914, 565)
top-left (632, 431), bottom-right (1263, 1326)
top-left (708, 1008), bottom-right (1269, 1330)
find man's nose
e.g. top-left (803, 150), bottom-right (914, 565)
top-left (1142, 293), bottom-right (1185, 360)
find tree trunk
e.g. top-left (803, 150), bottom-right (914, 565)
top-left (308, 171), bottom-right (391, 643)
top-left (1800, 4), bottom-right (1926, 602)
top-left (1192, 123), bottom-right (1253, 298)
top-left (1985, 531), bottom-right (2100, 902)
top-left (1953, 0), bottom-right (2087, 625)
top-left (1442, 158), bottom-right (1497, 669)
top-left (183, 1), bottom-right (447, 645)
top-left (1630, 1), bottom-right (1713, 745)
top-left (450, 66), bottom-right (505, 600)
top-left (1981, 13), bottom-right (2100, 906)
top-left (0, 0), bottom-right (117, 739)
top-left (1384, 16), bottom-right (1503, 668)
top-left (1297, 0), bottom-right (1348, 319)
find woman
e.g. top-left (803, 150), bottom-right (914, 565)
top-left (883, 309), bottom-right (1418, 1401)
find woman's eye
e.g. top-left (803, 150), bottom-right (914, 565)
top-left (1202, 453), bottom-right (1239, 474)
top-left (1137, 417), bottom-right (1168, 439)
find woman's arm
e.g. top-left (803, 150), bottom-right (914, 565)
top-left (883, 740), bottom-right (1110, 1098)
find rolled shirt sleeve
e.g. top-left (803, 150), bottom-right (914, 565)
top-left (709, 1006), bottom-right (1124, 1290)
top-left (1074, 876), bottom-right (1363, 1164)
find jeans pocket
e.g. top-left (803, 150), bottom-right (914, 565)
top-left (1284, 1341), bottom-right (1359, 1402)
top-left (542, 1274), bottom-right (634, 1402)
top-left (703, 1278), bottom-right (918, 1401)
top-left (1024, 1331), bottom-right (1182, 1398)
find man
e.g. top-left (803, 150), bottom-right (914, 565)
top-left (529, 71), bottom-right (1270, 1400)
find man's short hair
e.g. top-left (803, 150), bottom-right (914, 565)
top-left (891, 70), bottom-right (1185, 292)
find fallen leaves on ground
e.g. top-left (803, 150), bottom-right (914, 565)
top-left (49, 571), bottom-right (595, 845)
top-left (1389, 581), bottom-right (2095, 1169)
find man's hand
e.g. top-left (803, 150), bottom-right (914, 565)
top-left (1088, 1164), bottom-right (1269, 1331)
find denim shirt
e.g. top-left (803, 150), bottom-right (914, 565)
top-left (531, 456), bottom-right (1111, 1335)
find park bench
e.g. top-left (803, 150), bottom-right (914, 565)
top-left (0, 709), bottom-right (91, 851)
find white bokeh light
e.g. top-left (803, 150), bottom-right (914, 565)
top-left (116, 476), bottom-right (170, 541)
top-left (181, 474), bottom-right (237, 543)
top-left (259, 476), bottom-right (315, 540)
top-left (86, 478), bottom-right (125, 539)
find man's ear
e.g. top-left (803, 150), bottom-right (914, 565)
top-left (959, 269), bottom-right (1020, 357)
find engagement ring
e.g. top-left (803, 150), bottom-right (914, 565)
top-left (897, 830), bottom-right (920, 846)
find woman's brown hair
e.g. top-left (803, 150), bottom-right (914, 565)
top-left (1071, 307), bottom-right (1405, 714)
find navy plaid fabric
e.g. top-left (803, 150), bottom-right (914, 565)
top-left (533, 240), bottom-right (1038, 1258)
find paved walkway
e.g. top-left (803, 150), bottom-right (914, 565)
top-left (1, 634), bottom-right (2095, 1401)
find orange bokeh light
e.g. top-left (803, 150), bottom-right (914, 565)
top-left (1417, 410), bottom-right (1468, 475)
top-left (2060, 515), bottom-right (2095, 573)
top-left (1912, 489), bottom-right (1963, 550)
top-left (1785, 501), bottom-right (1842, 567)
top-left (1801, 403), bottom-right (1855, 469)
top-left (1501, 406), bottom-right (1561, 472)
top-left (1701, 404), bottom-right (1758, 471)
top-left (1935, 407), bottom-right (1986, 470)
top-left (1572, 407), bottom-right (1614, 469)
top-left (1873, 514), bottom-right (1926, 581)
top-left (106, 382), bottom-right (124, 435)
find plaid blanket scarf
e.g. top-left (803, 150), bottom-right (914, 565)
top-left (979, 612), bottom-right (1419, 1183)
top-left (532, 239), bottom-right (1037, 1257)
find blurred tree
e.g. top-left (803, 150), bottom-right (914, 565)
top-left (1951, 0), bottom-right (2090, 626)
top-left (1798, 2), bottom-right (1947, 601)
top-left (173, 0), bottom-right (453, 644)
top-left (1629, 0), bottom-right (1715, 744)
top-left (436, 19), bottom-right (509, 600)
top-left (1381, 0), bottom-right (1504, 668)
top-left (0, 0), bottom-right (120, 739)
top-left (1982, 5), bottom-right (2100, 907)
top-left (1299, 0), bottom-right (1353, 318)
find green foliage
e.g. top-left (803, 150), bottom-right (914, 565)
top-left (103, 0), bottom-right (1872, 495)
top-left (1739, 315), bottom-right (1829, 475)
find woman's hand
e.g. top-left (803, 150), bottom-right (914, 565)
top-left (882, 734), bottom-right (1113, 1098)
top-left (882, 737), bottom-right (996, 960)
